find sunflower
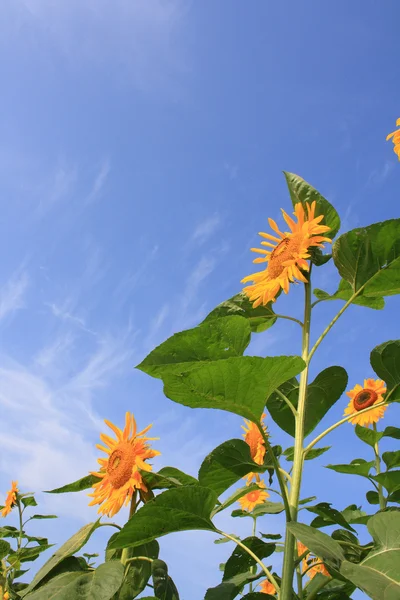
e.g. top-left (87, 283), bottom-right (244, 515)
top-left (1, 481), bottom-right (18, 518)
top-left (241, 202), bottom-right (330, 306)
top-left (386, 118), bottom-right (400, 160)
top-left (238, 481), bottom-right (269, 512)
top-left (88, 412), bottom-right (160, 517)
top-left (259, 579), bottom-right (276, 595)
top-left (344, 379), bottom-right (387, 426)
top-left (3, 593), bottom-right (9, 600)
top-left (297, 541), bottom-right (308, 558)
top-left (307, 558), bottom-right (330, 579)
top-left (242, 413), bottom-right (267, 483)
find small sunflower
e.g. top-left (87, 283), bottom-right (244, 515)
top-left (386, 118), bottom-right (400, 160)
top-left (241, 202), bottom-right (331, 306)
top-left (3, 592), bottom-right (10, 600)
top-left (297, 541), bottom-right (308, 558)
top-left (238, 481), bottom-right (269, 512)
top-left (1, 481), bottom-right (18, 518)
top-left (259, 579), bottom-right (276, 595)
top-left (307, 558), bottom-right (330, 579)
top-left (88, 412), bottom-right (160, 517)
top-left (242, 413), bottom-right (267, 483)
top-left (345, 379), bottom-right (387, 426)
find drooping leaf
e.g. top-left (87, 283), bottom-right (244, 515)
top-left (198, 439), bottom-right (268, 496)
top-left (284, 446), bottom-right (330, 461)
top-left (366, 491), bottom-right (379, 505)
top-left (21, 496), bottom-right (37, 508)
top-left (119, 541), bottom-right (159, 600)
top-left (370, 340), bottom-right (400, 402)
top-left (137, 316), bottom-right (251, 378)
top-left (151, 559), bottom-right (180, 600)
top-left (383, 451), bottom-right (400, 470)
top-left (29, 515), bottom-right (58, 520)
top-left (331, 529), bottom-right (366, 564)
top-left (287, 522), bottom-right (345, 562)
top-left (0, 540), bottom-right (10, 560)
top-left (267, 366), bottom-right (347, 437)
top-left (332, 218), bottom-right (400, 298)
top-left (326, 459), bottom-right (375, 478)
top-left (109, 487), bottom-right (217, 550)
top-left (283, 171), bottom-right (341, 239)
top-left (45, 474), bottom-right (100, 494)
top-left (260, 533), bottom-right (282, 541)
top-left (355, 425), bottom-right (384, 447)
top-left (232, 502), bottom-right (285, 518)
top-left (306, 503), bottom-right (355, 532)
top-left (204, 292), bottom-right (278, 333)
top-left (23, 561), bottom-right (124, 600)
top-left (205, 571), bottom-right (261, 600)
top-left (223, 537), bottom-right (275, 580)
top-left (340, 511), bottom-right (400, 600)
top-left (143, 467), bottom-right (198, 491)
top-left (383, 426), bottom-right (400, 440)
top-left (371, 471), bottom-right (400, 494)
top-left (163, 355), bottom-right (305, 422)
top-left (20, 522), bottom-right (100, 596)
top-left (314, 279), bottom-right (385, 310)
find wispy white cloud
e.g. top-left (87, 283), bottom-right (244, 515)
top-left (144, 303), bottom-right (170, 350)
top-left (114, 244), bottom-right (159, 308)
top-left (84, 159), bottom-right (110, 206)
top-left (47, 300), bottom-right (95, 335)
top-left (190, 214), bottom-right (221, 245)
top-left (0, 269), bottom-right (29, 322)
top-left (35, 332), bottom-right (75, 368)
top-left (36, 162), bottom-right (78, 216)
top-left (367, 160), bottom-right (394, 187)
top-left (181, 256), bottom-right (216, 314)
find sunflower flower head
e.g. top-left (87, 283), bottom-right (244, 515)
top-left (386, 118), bottom-right (400, 160)
top-left (238, 481), bottom-right (270, 512)
top-left (307, 558), bottom-right (330, 580)
top-left (3, 592), bottom-right (10, 600)
top-left (242, 413), bottom-right (267, 483)
top-left (259, 578), bottom-right (276, 595)
top-left (344, 378), bottom-right (387, 427)
top-left (241, 202), bottom-right (331, 306)
top-left (1, 481), bottom-right (18, 518)
top-left (88, 412), bottom-right (160, 518)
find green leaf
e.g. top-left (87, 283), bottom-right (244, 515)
top-left (29, 515), bottom-right (58, 520)
top-left (0, 540), bottom-right (10, 560)
top-left (383, 451), bottom-right (400, 470)
top-left (151, 559), bottom-right (180, 600)
top-left (326, 459), bottom-right (375, 477)
top-left (283, 171), bottom-right (340, 239)
top-left (109, 487), bottom-right (217, 550)
top-left (241, 595), bottom-right (275, 600)
top-left (45, 474), bottom-right (100, 494)
top-left (232, 502), bottom-right (285, 518)
top-left (331, 529), bottom-right (366, 564)
top-left (21, 496), bottom-right (37, 508)
top-left (137, 316), bottom-right (251, 378)
top-left (355, 425), bottom-right (384, 447)
top-left (23, 561), bottom-right (124, 600)
top-left (299, 496), bottom-right (317, 506)
top-left (371, 471), bottom-right (400, 494)
top-left (163, 355), bottom-right (305, 422)
top-left (366, 491), bottom-right (380, 505)
top-left (38, 556), bottom-right (88, 587)
top-left (306, 503), bottom-right (355, 532)
top-left (20, 522), bottom-right (100, 596)
top-left (314, 279), bottom-right (385, 310)
top-left (205, 571), bottom-right (261, 600)
top-left (287, 522), bottom-right (345, 562)
top-left (388, 490), bottom-right (400, 503)
top-left (340, 511), bottom-right (400, 600)
top-left (333, 218), bottom-right (400, 298)
top-left (204, 292), bottom-right (278, 333)
top-left (198, 439), bottom-right (267, 496)
top-left (260, 533), bottom-right (282, 540)
top-left (383, 426), bottom-right (400, 439)
top-left (267, 366), bottom-right (348, 437)
top-left (284, 446), bottom-right (330, 461)
top-left (18, 544), bottom-right (54, 563)
top-left (371, 340), bottom-right (400, 402)
top-left (143, 467), bottom-right (198, 491)
top-left (211, 484), bottom-right (260, 517)
top-left (119, 541), bottom-right (159, 600)
top-left (223, 537), bottom-right (275, 580)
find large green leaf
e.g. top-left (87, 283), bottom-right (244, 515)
top-left (287, 522), bottom-right (345, 562)
top-left (143, 467), bottom-right (198, 491)
top-left (0, 540), bottom-right (10, 560)
top-left (306, 503), bottom-right (355, 532)
top-left (283, 171), bottom-right (340, 239)
top-left (45, 474), bottom-right (100, 494)
top-left (355, 425), bottom-right (384, 448)
top-left (332, 218), bottom-right (400, 297)
top-left (198, 439), bottom-right (268, 496)
top-left (109, 487), bottom-right (217, 550)
top-left (284, 446), bottom-right (330, 461)
top-left (371, 471), bottom-right (400, 494)
top-left (204, 292), bottom-right (278, 333)
top-left (163, 355), bottom-right (305, 422)
top-left (267, 366), bottom-right (348, 437)
top-left (310, 504), bottom-right (369, 529)
top-left (151, 559), bottom-right (180, 600)
top-left (340, 511), bottom-right (400, 600)
top-left (223, 537), bottom-right (275, 580)
top-left (383, 451), bottom-right (400, 470)
top-left (383, 426), bottom-right (400, 440)
top-left (326, 459), bottom-right (375, 478)
top-left (232, 502), bottom-right (285, 518)
top-left (205, 571), bottom-right (261, 600)
top-left (119, 541), bottom-right (159, 600)
top-left (20, 522), bottom-right (100, 596)
top-left (23, 561), bottom-right (124, 600)
top-left (137, 316), bottom-right (251, 378)
top-left (314, 279), bottom-right (385, 310)
top-left (370, 340), bottom-right (400, 402)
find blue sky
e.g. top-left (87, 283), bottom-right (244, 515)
top-left (0, 1), bottom-right (399, 598)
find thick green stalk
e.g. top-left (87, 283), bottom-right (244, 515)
top-left (121, 492), bottom-right (138, 567)
top-left (280, 273), bottom-right (312, 600)
top-left (373, 424), bottom-right (386, 510)
top-left (249, 517), bottom-right (257, 593)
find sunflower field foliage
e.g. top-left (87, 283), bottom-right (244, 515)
top-left (1, 168), bottom-right (400, 600)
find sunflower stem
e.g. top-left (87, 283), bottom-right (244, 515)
top-left (121, 492), bottom-right (138, 568)
top-left (257, 425), bottom-right (291, 521)
top-left (305, 576), bottom-right (333, 600)
top-left (217, 529), bottom-right (279, 591)
top-left (275, 389), bottom-right (298, 418)
top-left (280, 267), bottom-right (312, 600)
top-left (304, 401), bottom-right (388, 454)
top-left (373, 424), bottom-right (386, 510)
top-left (249, 517), bottom-right (257, 593)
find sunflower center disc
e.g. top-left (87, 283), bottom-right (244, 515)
top-left (107, 442), bottom-right (136, 488)
top-left (354, 389), bottom-right (378, 411)
top-left (247, 491), bottom-right (259, 502)
top-left (268, 235), bottom-right (301, 278)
